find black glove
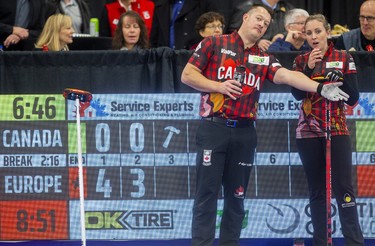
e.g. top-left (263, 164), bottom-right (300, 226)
top-left (325, 70), bottom-right (343, 82)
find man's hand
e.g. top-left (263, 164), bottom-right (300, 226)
top-left (271, 33), bottom-right (284, 42)
top-left (258, 39), bottom-right (272, 51)
top-left (318, 82), bottom-right (349, 101)
top-left (285, 30), bottom-right (305, 43)
top-left (3, 34), bottom-right (21, 48)
top-left (13, 26), bottom-right (29, 39)
top-left (218, 80), bottom-right (243, 100)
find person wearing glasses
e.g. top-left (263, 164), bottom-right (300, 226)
top-left (268, 8), bottom-right (311, 52)
top-left (191, 11), bottom-right (225, 49)
top-left (335, 0), bottom-right (375, 51)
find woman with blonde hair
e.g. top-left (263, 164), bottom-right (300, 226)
top-left (35, 14), bottom-right (74, 51)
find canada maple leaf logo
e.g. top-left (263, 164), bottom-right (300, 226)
top-left (235, 185), bottom-right (244, 197)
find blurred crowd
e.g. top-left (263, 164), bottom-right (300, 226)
top-left (0, 0), bottom-right (374, 52)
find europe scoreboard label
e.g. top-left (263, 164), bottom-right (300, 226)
top-left (0, 93), bottom-right (375, 240)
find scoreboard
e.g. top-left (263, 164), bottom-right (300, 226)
top-left (0, 93), bottom-right (375, 240)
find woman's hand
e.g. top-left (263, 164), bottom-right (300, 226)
top-left (308, 48), bottom-right (323, 69)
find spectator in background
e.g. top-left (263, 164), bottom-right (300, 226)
top-left (46, 0), bottom-right (91, 34)
top-left (150, 0), bottom-right (218, 49)
top-left (0, 0), bottom-right (52, 50)
top-left (228, 0), bottom-right (294, 51)
top-left (99, 0), bottom-right (154, 38)
top-left (191, 11), bottom-right (225, 49)
top-left (35, 14), bottom-right (74, 51)
top-left (86, 0), bottom-right (115, 20)
top-left (335, 0), bottom-right (375, 51)
top-left (112, 11), bottom-right (149, 50)
top-left (268, 8), bottom-right (310, 52)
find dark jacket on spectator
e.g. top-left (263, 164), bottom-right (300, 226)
top-left (0, 0), bottom-right (52, 45)
top-left (46, 0), bottom-right (92, 34)
top-left (268, 38), bottom-right (310, 52)
top-left (150, 0), bottom-right (218, 49)
top-left (334, 28), bottom-right (375, 51)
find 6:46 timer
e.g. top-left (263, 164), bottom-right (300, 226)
top-left (0, 95), bottom-right (65, 121)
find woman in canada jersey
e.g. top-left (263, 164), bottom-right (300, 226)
top-left (291, 14), bottom-right (364, 246)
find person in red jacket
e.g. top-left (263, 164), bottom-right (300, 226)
top-left (99, 0), bottom-right (154, 37)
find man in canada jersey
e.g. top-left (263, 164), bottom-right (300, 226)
top-left (181, 4), bottom-right (349, 246)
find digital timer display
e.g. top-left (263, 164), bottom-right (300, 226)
top-left (0, 95), bottom-right (65, 121)
top-left (0, 201), bottom-right (68, 239)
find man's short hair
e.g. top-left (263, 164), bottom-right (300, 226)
top-left (247, 4), bottom-right (274, 18)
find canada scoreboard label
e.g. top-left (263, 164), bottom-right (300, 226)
top-left (1, 93), bottom-right (375, 240)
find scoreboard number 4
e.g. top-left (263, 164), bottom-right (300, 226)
top-left (96, 169), bottom-right (112, 198)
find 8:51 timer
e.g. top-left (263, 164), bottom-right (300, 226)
top-left (0, 200), bottom-right (68, 239)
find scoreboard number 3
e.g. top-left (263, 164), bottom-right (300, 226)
top-left (130, 168), bottom-right (145, 198)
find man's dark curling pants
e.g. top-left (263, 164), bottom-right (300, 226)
top-left (192, 117), bottom-right (257, 246)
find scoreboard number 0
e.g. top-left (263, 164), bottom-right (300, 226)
top-left (94, 123), bottom-right (147, 153)
top-left (95, 123), bottom-right (111, 152)
top-left (129, 123), bottom-right (144, 152)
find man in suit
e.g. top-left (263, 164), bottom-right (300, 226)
top-left (46, 0), bottom-right (92, 34)
top-left (150, 0), bottom-right (218, 49)
top-left (0, 0), bottom-right (52, 50)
